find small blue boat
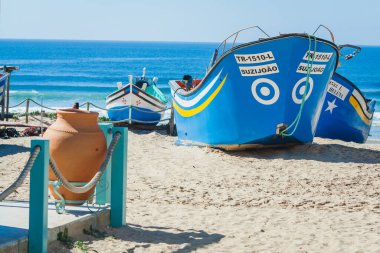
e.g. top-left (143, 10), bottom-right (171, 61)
top-left (0, 73), bottom-right (9, 103)
top-left (316, 72), bottom-right (376, 143)
top-left (106, 68), bottom-right (168, 125)
top-left (169, 26), bottom-right (339, 150)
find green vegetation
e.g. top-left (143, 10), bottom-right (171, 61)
top-left (57, 227), bottom-right (73, 248)
top-left (98, 116), bottom-right (110, 122)
top-left (13, 111), bottom-right (110, 122)
top-left (73, 241), bottom-right (92, 253)
top-left (83, 225), bottom-right (107, 238)
top-left (13, 110), bottom-right (57, 120)
top-left (57, 227), bottom-right (98, 253)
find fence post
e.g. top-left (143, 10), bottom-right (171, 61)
top-left (0, 75), bottom-right (4, 121)
top-left (25, 99), bottom-right (30, 124)
top-left (96, 123), bottom-right (113, 205)
top-left (29, 139), bottom-right (49, 253)
top-left (110, 127), bottom-right (128, 227)
top-left (5, 72), bottom-right (10, 122)
top-left (86, 102), bottom-right (90, 111)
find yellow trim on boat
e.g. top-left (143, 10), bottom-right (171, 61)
top-left (173, 74), bottom-right (228, 117)
top-left (349, 95), bottom-right (370, 125)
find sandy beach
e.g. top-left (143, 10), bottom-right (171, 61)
top-left (1, 126), bottom-right (379, 252)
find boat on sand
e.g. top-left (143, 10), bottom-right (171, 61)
top-left (169, 26), bottom-right (339, 150)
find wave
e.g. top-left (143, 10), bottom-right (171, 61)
top-left (11, 85), bottom-right (116, 93)
top-left (0, 57), bottom-right (206, 65)
top-left (9, 106), bottom-right (108, 118)
top-left (372, 112), bottom-right (380, 128)
top-left (363, 91), bottom-right (380, 97)
top-left (10, 89), bottom-right (40, 95)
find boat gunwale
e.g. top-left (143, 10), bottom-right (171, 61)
top-left (106, 89), bottom-right (166, 112)
top-left (106, 83), bottom-right (167, 107)
top-left (172, 33), bottom-right (340, 97)
top-left (0, 73), bottom-right (9, 83)
top-left (333, 72), bottom-right (375, 115)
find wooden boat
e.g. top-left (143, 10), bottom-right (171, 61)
top-left (169, 26), bottom-right (339, 149)
top-left (316, 72), bottom-right (376, 143)
top-left (0, 73), bottom-right (9, 104)
top-left (106, 68), bottom-right (168, 125)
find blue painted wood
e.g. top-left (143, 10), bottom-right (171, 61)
top-left (111, 127), bottom-right (128, 227)
top-left (96, 123), bottom-right (113, 205)
top-left (29, 139), bottom-right (49, 253)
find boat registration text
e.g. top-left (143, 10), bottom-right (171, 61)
top-left (235, 51), bottom-right (275, 64)
top-left (327, 80), bottom-right (349, 100)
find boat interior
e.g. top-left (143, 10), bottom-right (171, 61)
top-left (174, 77), bottom-right (203, 91)
top-left (133, 76), bottom-right (168, 103)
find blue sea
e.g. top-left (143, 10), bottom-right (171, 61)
top-left (0, 39), bottom-right (379, 139)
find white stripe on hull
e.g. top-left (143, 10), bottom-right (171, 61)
top-left (170, 70), bottom-right (222, 108)
top-left (352, 89), bottom-right (373, 118)
top-left (106, 92), bottom-right (165, 115)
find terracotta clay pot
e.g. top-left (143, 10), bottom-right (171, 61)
top-left (43, 109), bottom-right (106, 205)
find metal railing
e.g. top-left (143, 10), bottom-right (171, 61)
top-left (312, 24), bottom-right (335, 43)
top-left (209, 26), bottom-right (270, 68)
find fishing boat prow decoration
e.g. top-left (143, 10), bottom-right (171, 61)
top-left (106, 68), bottom-right (168, 125)
top-left (316, 72), bottom-right (376, 143)
top-left (170, 25), bottom-right (340, 149)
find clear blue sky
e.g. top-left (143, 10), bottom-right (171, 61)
top-left (0, 0), bottom-right (379, 45)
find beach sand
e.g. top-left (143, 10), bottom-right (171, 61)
top-left (1, 129), bottom-right (380, 252)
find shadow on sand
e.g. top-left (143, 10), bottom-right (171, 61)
top-left (0, 144), bottom-right (29, 158)
top-left (130, 129), bottom-right (169, 136)
top-left (87, 223), bottom-right (224, 253)
top-left (227, 142), bottom-right (380, 164)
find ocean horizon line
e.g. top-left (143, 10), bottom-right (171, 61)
top-left (0, 38), bottom-right (220, 45)
top-left (1, 38), bottom-right (380, 47)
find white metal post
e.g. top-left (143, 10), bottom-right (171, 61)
top-left (128, 75), bottom-right (133, 125)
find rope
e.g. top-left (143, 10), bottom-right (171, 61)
top-left (0, 146), bottom-right (41, 201)
top-left (132, 106), bottom-right (171, 114)
top-left (280, 34), bottom-right (317, 137)
top-left (86, 102), bottom-right (107, 111)
top-left (105, 117), bottom-right (171, 124)
top-left (86, 102), bottom-right (171, 113)
top-left (4, 97), bottom-right (173, 124)
top-left (6, 98), bottom-right (171, 115)
top-left (7, 99), bottom-right (28, 108)
top-left (28, 99), bottom-right (56, 111)
top-left (49, 132), bottom-right (121, 194)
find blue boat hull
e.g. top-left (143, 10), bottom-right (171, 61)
top-left (170, 34), bottom-right (339, 149)
top-left (107, 106), bottom-right (162, 123)
top-left (316, 73), bottom-right (376, 143)
top-left (0, 74), bottom-right (8, 102)
top-left (106, 84), bottom-right (166, 125)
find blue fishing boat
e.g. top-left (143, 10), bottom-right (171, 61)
top-left (316, 72), bottom-right (376, 143)
top-left (0, 73), bottom-right (9, 103)
top-left (106, 68), bottom-right (168, 125)
top-left (169, 26), bottom-right (339, 150)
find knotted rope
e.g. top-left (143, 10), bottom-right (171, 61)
top-left (0, 146), bottom-right (41, 201)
